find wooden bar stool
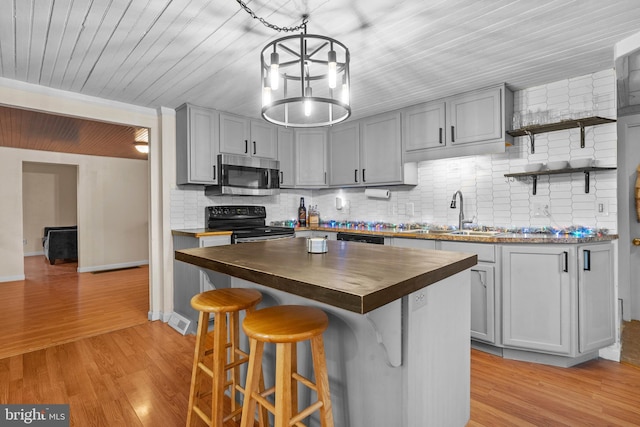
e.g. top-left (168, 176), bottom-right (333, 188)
top-left (186, 288), bottom-right (267, 427)
top-left (240, 305), bottom-right (334, 427)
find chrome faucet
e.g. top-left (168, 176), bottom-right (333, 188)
top-left (450, 190), bottom-right (472, 231)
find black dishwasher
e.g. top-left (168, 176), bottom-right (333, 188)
top-left (336, 232), bottom-right (385, 245)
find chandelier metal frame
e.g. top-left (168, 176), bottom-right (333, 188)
top-left (236, 1), bottom-right (351, 127)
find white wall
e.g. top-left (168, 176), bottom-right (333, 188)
top-left (171, 70), bottom-right (617, 235)
top-left (0, 147), bottom-right (149, 276)
top-left (22, 162), bottom-right (78, 255)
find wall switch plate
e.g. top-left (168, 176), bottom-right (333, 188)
top-left (23, 239), bottom-right (27, 245)
top-left (596, 199), bottom-right (609, 216)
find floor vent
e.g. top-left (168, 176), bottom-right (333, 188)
top-left (168, 312), bottom-right (191, 335)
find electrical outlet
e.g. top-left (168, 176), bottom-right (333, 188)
top-left (533, 203), bottom-right (543, 217)
top-left (406, 202), bottom-right (415, 216)
top-left (412, 290), bottom-right (427, 311)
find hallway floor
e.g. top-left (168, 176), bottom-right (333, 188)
top-left (621, 320), bottom-right (640, 368)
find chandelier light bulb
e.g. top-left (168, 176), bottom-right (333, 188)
top-left (328, 49), bottom-right (337, 89)
top-left (304, 85), bottom-right (313, 117)
top-left (341, 75), bottom-right (349, 104)
top-left (262, 79), bottom-right (271, 106)
top-left (270, 51), bottom-right (279, 90)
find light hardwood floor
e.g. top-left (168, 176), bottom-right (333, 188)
top-left (2, 257), bottom-right (640, 426)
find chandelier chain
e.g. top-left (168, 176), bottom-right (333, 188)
top-left (235, 0), bottom-right (308, 33)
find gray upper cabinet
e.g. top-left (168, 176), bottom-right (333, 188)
top-left (329, 113), bottom-right (416, 187)
top-left (176, 103), bottom-right (219, 185)
top-left (329, 121), bottom-right (360, 186)
top-left (448, 87), bottom-right (503, 145)
top-left (219, 112), bottom-right (277, 160)
top-left (277, 127), bottom-right (295, 188)
top-left (404, 84), bottom-right (513, 162)
top-left (403, 101), bottom-right (446, 152)
top-left (295, 129), bottom-right (328, 187)
top-left (360, 112), bottom-right (404, 185)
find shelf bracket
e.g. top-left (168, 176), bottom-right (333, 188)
top-left (584, 171), bottom-right (590, 193)
top-left (532, 175), bottom-right (537, 195)
top-left (577, 121), bottom-right (585, 148)
top-left (525, 130), bottom-right (535, 153)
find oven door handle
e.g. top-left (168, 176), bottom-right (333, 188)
top-left (234, 234), bottom-right (295, 243)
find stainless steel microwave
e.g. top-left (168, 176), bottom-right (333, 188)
top-left (205, 154), bottom-right (280, 196)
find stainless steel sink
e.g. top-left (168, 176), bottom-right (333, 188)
top-left (396, 229), bottom-right (451, 234)
top-left (446, 230), bottom-right (502, 236)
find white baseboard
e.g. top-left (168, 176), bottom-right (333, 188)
top-left (599, 343), bottom-right (621, 362)
top-left (147, 311), bottom-right (172, 322)
top-left (0, 274), bottom-right (26, 283)
top-left (77, 260), bottom-right (149, 273)
top-left (24, 251), bottom-right (45, 257)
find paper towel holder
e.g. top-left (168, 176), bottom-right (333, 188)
top-left (365, 188), bottom-right (391, 199)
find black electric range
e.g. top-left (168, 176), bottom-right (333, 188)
top-left (206, 205), bottom-right (295, 243)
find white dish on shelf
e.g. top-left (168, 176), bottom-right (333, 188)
top-left (546, 160), bottom-right (569, 170)
top-left (523, 163), bottom-right (544, 172)
top-left (569, 158), bottom-right (593, 169)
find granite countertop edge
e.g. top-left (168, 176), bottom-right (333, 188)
top-left (171, 227), bottom-right (617, 243)
top-left (296, 226), bottom-right (618, 244)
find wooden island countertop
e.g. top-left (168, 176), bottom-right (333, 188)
top-left (175, 237), bottom-right (477, 314)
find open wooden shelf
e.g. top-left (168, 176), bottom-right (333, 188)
top-left (504, 166), bottom-right (617, 195)
top-left (506, 116), bottom-right (616, 153)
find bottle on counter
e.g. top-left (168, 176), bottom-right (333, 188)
top-left (298, 197), bottom-right (307, 227)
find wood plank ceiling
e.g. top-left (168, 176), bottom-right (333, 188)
top-left (2, 0), bottom-right (640, 158)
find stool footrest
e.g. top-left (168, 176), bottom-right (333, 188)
top-left (291, 400), bottom-right (324, 425)
top-left (192, 405), bottom-right (212, 426)
top-left (292, 372), bottom-right (317, 392)
top-left (223, 405), bottom-right (243, 423)
top-left (197, 362), bottom-right (213, 378)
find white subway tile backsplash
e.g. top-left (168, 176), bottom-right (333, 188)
top-left (170, 70), bottom-right (617, 233)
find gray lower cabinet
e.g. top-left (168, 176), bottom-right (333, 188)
top-left (391, 238), bottom-right (436, 249)
top-left (502, 243), bottom-right (614, 359)
top-left (172, 234), bottom-right (231, 334)
top-left (439, 241), bottom-right (498, 345)
top-left (578, 243), bottom-right (615, 353)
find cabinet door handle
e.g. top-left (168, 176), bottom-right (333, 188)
top-left (280, 171), bottom-right (283, 184)
top-left (324, 171), bottom-right (327, 184)
top-left (583, 250), bottom-right (591, 271)
top-left (562, 251), bottom-right (569, 272)
top-left (439, 127), bottom-right (443, 144)
top-left (253, 141), bottom-right (256, 155)
top-left (363, 168), bottom-right (366, 182)
top-left (244, 140), bottom-right (248, 153)
top-left (213, 165), bottom-right (216, 180)
top-left (451, 126), bottom-right (455, 143)
top-left (354, 169), bottom-right (358, 183)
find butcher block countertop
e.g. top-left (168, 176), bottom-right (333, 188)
top-left (172, 229), bottom-right (232, 238)
top-left (175, 237), bottom-right (477, 314)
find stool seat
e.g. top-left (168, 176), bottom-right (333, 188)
top-left (190, 288), bottom-right (262, 313)
top-left (241, 305), bottom-right (334, 427)
top-left (243, 305), bottom-right (329, 343)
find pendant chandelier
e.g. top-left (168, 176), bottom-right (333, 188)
top-left (237, 2), bottom-right (351, 128)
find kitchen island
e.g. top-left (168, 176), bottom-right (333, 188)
top-left (175, 237), bottom-right (477, 427)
